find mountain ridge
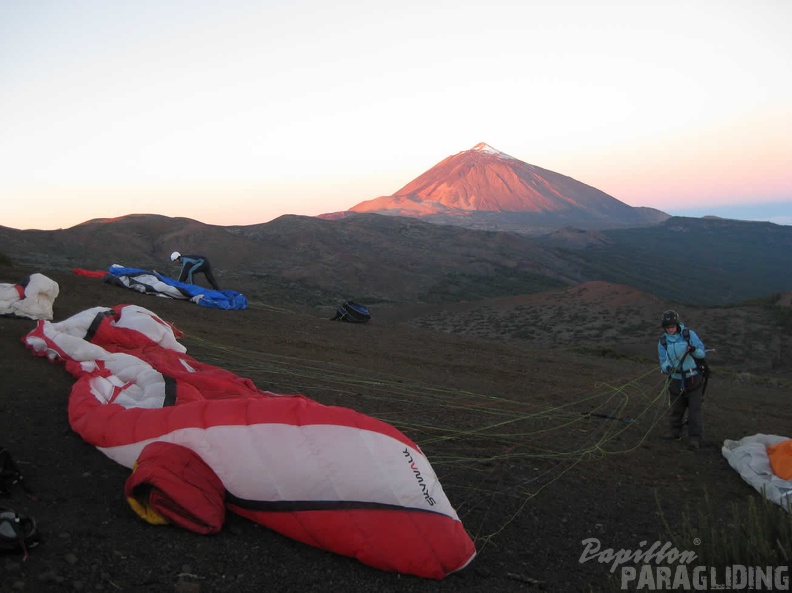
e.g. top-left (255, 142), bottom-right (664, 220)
top-left (2, 213), bottom-right (791, 308)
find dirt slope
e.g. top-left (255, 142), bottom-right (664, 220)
top-left (1, 266), bottom-right (789, 592)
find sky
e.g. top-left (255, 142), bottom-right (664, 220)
top-left (2, 0), bottom-right (791, 230)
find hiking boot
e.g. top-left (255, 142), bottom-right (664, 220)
top-left (689, 438), bottom-right (701, 450)
top-left (663, 431), bottom-right (681, 440)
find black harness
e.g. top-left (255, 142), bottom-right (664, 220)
top-left (660, 328), bottom-right (710, 397)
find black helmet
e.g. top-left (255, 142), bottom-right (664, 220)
top-left (661, 309), bottom-right (680, 328)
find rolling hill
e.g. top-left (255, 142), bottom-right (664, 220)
top-left (2, 212), bottom-right (791, 307)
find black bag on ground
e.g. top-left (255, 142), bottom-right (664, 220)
top-left (0, 507), bottom-right (39, 557)
top-left (331, 301), bottom-right (371, 323)
top-left (0, 446), bottom-right (27, 497)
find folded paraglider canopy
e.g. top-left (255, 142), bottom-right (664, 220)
top-left (722, 434), bottom-right (792, 513)
top-left (0, 273), bottom-right (59, 320)
top-left (23, 304), bottom-right (475, 579)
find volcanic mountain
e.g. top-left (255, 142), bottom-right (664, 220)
top-left (329, 143), bottom-right (669, 235)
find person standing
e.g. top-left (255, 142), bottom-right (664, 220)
top-left (658, 309), bottom-right (707, 449)
top-left (170, 252), bottom-right (221, 291)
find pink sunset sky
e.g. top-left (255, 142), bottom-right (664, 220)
top-left (1, 1), bottom-right (790, 230)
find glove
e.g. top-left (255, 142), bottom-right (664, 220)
top-left (662, 365), bottom-right (671, 374)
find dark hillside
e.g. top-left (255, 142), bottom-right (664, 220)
top-left (540, 217), bottom-right (792, 305)
top-left (228, 214), bottom-right (578, 303)
top-left (1, 215), bottom-right (580, 307)
top-left (2, 213), bottom-right (790, 308)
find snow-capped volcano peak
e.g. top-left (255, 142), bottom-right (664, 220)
top-left (470, 142), bottom-right (515, 160)
top-left (471, 142), bottom-right (497, 152)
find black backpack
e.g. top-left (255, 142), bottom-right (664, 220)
top-left (0, 446), bottom-right (27, 497)
top-left (331, 301), bottom-right (371, 323)
top-left (0, 447), bottom-right (39, 559)
top-left (660, 328), bottom-right (711, 392)
top-left (0, 507), bottom-right (39, 558)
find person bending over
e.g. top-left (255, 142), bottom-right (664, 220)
top-left (170, 251), bottom-right (221, 291)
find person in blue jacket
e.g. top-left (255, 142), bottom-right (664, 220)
top-left (170, 252), bottom-right (221, 290)
top-left (658, 310), bottom-right (707, 449)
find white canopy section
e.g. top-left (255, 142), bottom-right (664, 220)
top-left (722, 434), bottom-right (792, 513)
top-left (0, 273), bottom-right (59, 320)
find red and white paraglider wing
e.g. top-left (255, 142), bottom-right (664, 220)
top-left (23, 305), bottom-right (476, 579)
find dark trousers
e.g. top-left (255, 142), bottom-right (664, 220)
top-left (187, 262), bottom-right (220, 290)
top-left (201, 265), bottom-right (220, 291)
top-left (668, 379), bottom-right (703, 439)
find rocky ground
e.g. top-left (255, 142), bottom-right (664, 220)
top-left (1, 266), bottom-right (790, 592)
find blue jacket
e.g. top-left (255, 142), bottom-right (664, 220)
top-left (657, 323), bottom-right (706, 380)
top-left (177, 255), bottom-right (207, 284)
